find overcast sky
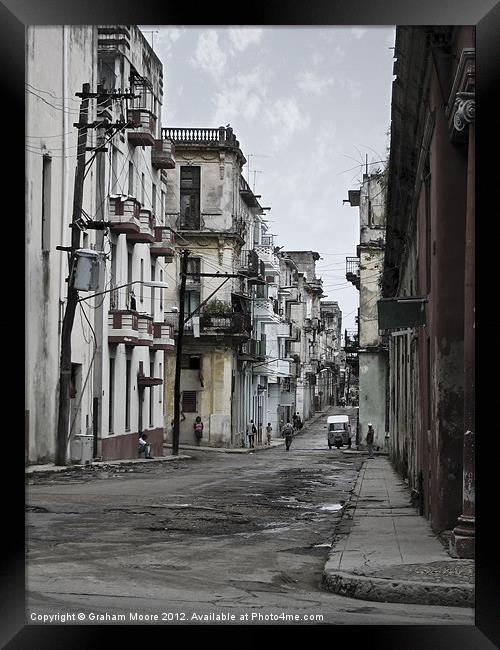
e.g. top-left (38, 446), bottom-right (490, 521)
top-left (142, 26), bottom-right (396, 330)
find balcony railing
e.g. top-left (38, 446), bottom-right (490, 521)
top-left (345, 329), bottom-right (359, 352)
top-left (162, 126), bottom-right (239, 147)
top-left (108, 196), bottom-right (141, 234)
top-left (150, 227), bottom-right (175, 260)
top-left (175, 212), bottom-right (245, 239)
top-left (346, 257), bottom-right (360, 289)
top-left (239, 249), bottom-right (260, 277)
top-left (126, 209), bottom-right (155, 244)
top-left (127, 109), bottom-right (157, 146)
top-left (152, 322), bottom-right (175, 350)
top-left (108, 310), bottom-right (139, 346)
top-left (151, 139), bottom-right (175, 169)
top-left (164, 311), bottom-right (251, 337)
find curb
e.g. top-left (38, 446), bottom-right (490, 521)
top-left (321, 569), bottom-right (474, 608)
top-left (25, 455), bottom-right (192, 476)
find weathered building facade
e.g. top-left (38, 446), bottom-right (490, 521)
top-left (26, 25), bottom-right (175, 464)
top-left (383, 26), bottom-right (475, 556)
top-left (345, 173), bottom-right (388, 449)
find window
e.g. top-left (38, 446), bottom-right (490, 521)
top-left (160, 189), bottom-right (165, 225)
top-left (152, 182), bottom-right (156, 215)
top-left (150, 263), bottom-right (155, 317)
top-left (180, 166), bottom-right (200, 229)
top-left (159, 270), bottom-right (163, 311)
top-left (140, 258), bottom-right (144, 303)
top-left (108, 358), bottom-right (115, 433)
top-left (181, 355), bottom-right (201, 369)
top-left (141, 172), bottom-right (145, 205)
top-left (182, 390), bottom-right (197, 412)
top-left (185, 290), bottom-right (200, 316)
top-left (125, 359), bottom-right (131, 431)
top-left (159, 363), bottom-right (162, 403)
top-left (41, 155), bottom-right (51, 250)
top-left (186, 257), bottom-right (201, 284)
top-left (149, 359), bottom-right (155, 427)
top-left (111, 146), bottom-right (119, 193)
top-left (128, 161), bottom-right (134, 196)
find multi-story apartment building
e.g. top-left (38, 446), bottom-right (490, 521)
top-left (345, 172), bottom-right (388, 449)
top-left (382, 26), bottom-right (475, 557)
top-left (162, 127), bottom-right (256, 447)
top-left (26, 25), bottom-right (175, 464)
top-left (281, 251), bottom-right (324, 422)
top-left (317, 301), bottom-right (342, 408)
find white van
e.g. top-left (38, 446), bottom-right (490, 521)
top-left (326, 415), bottom-right (352, 449)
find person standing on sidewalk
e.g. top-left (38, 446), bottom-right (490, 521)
top-left (193, 416), bottom-right (204, 446)
top-left (282, 420), bottom-right (294, 451)
top-left (265, 423), bottom-right (273, 445)
top-left (366, 423), bottom-right (375, 458)
top-left (247, 419), bottom-right (256, 448)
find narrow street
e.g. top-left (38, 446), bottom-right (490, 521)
top-left (26, 408), bottom-right (472, 626)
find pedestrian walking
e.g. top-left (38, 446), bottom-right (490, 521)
top-left (138, 433), bottom-right (153, 459)
top-left (193, 416), bottom-right (204, 446)
top-left (366, 423), bottom-right (375, 458)
top-left (282, 420), bottom-right (294, 451)
top-left (265, 422), bottom-right (273, 445)
top-left (247, 419), bottom-right (256, 448)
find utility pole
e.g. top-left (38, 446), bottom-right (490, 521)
top-left (172, 249), bottom-right (189, 456)
top-left (55, 83), bottom-right (90, 466)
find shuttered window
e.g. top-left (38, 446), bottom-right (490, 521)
top-left (182, 391), bottom-right (197, 413)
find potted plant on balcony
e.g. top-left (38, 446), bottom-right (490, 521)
top-left (204, 299), bottom-right (232, 316)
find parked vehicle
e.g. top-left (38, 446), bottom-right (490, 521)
top-left (326, 415), bottom-right (352, 449)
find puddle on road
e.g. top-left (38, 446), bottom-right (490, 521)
top-left (313, 542), bottom-right (333, 548)
top-left (262, 526), bottom-right (291, 534)
top-left (319, 504), bottom-right (343, 512)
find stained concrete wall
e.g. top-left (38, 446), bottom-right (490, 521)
top-left (26, 26), bottom-right (98, 464)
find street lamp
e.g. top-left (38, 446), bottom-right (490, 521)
top-left (78, 279), bottom-right (169, 302)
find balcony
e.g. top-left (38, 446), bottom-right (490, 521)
top-left (175, 212), bottom-right (245, 242)
top-left (152, 322), bottom-right (175, 351)
top-left (254, 297), bottom-right (280, 323)
top-left (239, 175), bottom-right (261, 208)
top-left (344, 329), bottom-right (359, 353)
top-left (151, 139), bottom-right (176, 169)
top-left (304, 316), bottom-right (319, 331)
top-left (239, 248), bottom-right (260, 277)
top-left (346, 257), bottom-right (360, 289)
top-left (307, 276), bottom-right (323, 293)
top-left (165, 311), bottom-right (251, 339)
top-left (126, 209), bottom-right (155, 244)
top-left (254, 243), bottom-right (280, 273)
top-left (239, 338), bottom-right (266, 361)
top-left (150, 227), bottom-right (175, 260)
top-left (108, 196), bottom-right (141, 235)
top-left (127, 109), bottom-right (157, 146)
top-left (248, 259), bottom-right (266, 285)
top-left (137, 314), bottom-right (154, 347)
top-left (162, 126), bottom-right (240, 147)
top-left (108, 310), bottom-right (139, 346)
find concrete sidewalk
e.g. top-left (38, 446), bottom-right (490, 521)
top-left (321, 456), bottom-right (474, 607)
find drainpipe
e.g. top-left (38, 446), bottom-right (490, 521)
top-left (450, 119), bottom-right (475, 558)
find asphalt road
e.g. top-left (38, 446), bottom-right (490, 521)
top-left (26, 408), bottom-right (473, 626)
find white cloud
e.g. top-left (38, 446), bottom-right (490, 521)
top-left (227, 27), bottom-right (264, 53)
top-left (211, 69), bottom-right (269, 126)
top-left (190, 30), bottom-right (227, 77)
top-left (153, 27), bottom-right (185, 57)
top-left (296, 71), bottom-right (334, 96)
top-left (264, 97), bottom-right (310, 148)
